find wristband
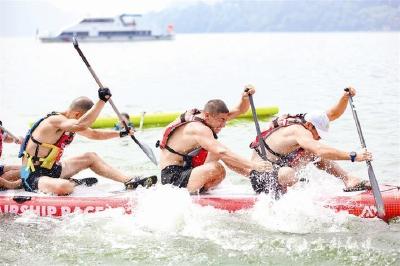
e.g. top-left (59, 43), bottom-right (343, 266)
top-left (349, 151), bottom-right (357, 162)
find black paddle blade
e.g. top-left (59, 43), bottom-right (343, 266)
top-left (367, 163), bottom-right (385, 218)
top-left (131, 135), bottom-right (158, 165)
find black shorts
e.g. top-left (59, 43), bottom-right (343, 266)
top-left (249, 169), bottom-right (284, 199)
top-left (0, 165), bottom-right (4, 176)
top-left (20, 163), bottom-right (62, 192)
top-left (161, 165), bottom-right (193, 188)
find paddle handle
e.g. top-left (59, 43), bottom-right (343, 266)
top-left (345, 90), bottom-right (367, 149)
top-left (245, 88), bottom-right (267, 160)
top-left (344, 88), bottom-right (385, 218)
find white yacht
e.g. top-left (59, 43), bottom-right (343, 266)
top-left (40, 14), bottom-right (174, 42)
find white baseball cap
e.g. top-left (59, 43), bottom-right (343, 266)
top-left (304, 111), bottom-right (330, 138)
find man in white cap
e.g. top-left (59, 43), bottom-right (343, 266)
top-left (247, 87), bottom-right (372, 198)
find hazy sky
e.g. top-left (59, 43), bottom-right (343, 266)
top-left (42, 0), bottom-right (220, 16)
top-left (0, 0), bottom-right (215, 36)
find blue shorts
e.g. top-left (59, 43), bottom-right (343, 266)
top-left (20, 163), bottom-right (62, 192)
top-left (0, 165), bottom-right (4, 176)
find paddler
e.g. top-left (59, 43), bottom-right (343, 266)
top-left (19, 88), bottom-right (156, 195)
top-left (158, 85), bottom-right (271, 193)
top-left (0, 121), bottom-right (23, 189)
top-left (248, 87), bottom-right (372, 198)
top-left (114, 112), bottom-right (134, 131)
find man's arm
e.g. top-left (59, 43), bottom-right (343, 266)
top-left (295, 126), bottom-right (372, 161)
top-left (3, 133), bottom-right (23, 144)
top-left (78, 128), bottom-right (119, 140)
top-left (48, 88), bottom-right (112, 132)
top-left (227, 85), bottom-right (255, 121)
top-left (78, 127), bottom-right (134, 140)
top-left (192, 124), bottom-right (269, 174)
top-left (205, 151), bottom-right (256, 176)
top-left (326, 87), bottom-right (356, 121)
top-left (49, 100), bottom-right (106, 132)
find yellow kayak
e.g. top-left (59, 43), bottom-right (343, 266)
top-left (91, 106), bottom-right (279, 129)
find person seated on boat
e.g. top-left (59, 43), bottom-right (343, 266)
top-left (114, 112), bottom-right (134, 131)
top-left (19, 88), bottom-right (156, 195)
top-left (158, 85), bottom-right (271, 194)
top-left (248, 87), bottom-right (372, 199)
top-left (0, 121), bottom-right (23, 190)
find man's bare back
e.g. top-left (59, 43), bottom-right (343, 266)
top-left (23, 114), bottom-right (70, 164)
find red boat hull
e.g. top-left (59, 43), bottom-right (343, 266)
top-left (0, 185), bottom-right (399, 222)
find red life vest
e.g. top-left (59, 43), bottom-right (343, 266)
top-left (52, 131), bottom-right (75, 162)
top-left (250, 114), bottom-right (307, 168)
top-left (190, 148), bottom-right (209, 167)
top-left (157, 109), bottom-right (217, 168)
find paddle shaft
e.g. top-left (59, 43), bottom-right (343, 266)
top-left (73, 41), bottom-right (126, 124)
top-left (72, 38), bottom-right (157, 165)
top-left (345, 88), bottom-right (385, 218)
top-left (246, 90), bottom-right (267, 160)
top-left (0, 125), bottom-right (19, 143)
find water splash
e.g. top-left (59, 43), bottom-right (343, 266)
top-left (250, 167), bottom-right (362, 234)
top-left (133, 184), bottom-right (193, 232)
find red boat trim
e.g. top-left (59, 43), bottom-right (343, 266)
top-left (0, 185), bottom-right (399, 221)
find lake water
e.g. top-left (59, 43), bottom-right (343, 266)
top-left (0, 32), bottom-right (399, 265)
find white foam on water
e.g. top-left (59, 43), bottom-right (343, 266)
top-left (128, 185), bottom-right (230, 236)
top-left (132, 184), bottom-right (194, 232)
top-left (58, 184), bottom-right (230, 236)
top-left (14, 209), bottom-right (62, 227)
top-left (250, 167), bottom-right (357, 234)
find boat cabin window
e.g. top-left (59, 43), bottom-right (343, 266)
top-left (120, 14), bottom-right (142, 26)
top-left (99, 31), bottom-right (151, 37)
top-left (59, 31), bottom-right (89, 37)
top-left (80, 18), bottom-right (114, 23)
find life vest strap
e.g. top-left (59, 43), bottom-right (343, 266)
top-left (164, 145), bottom-right (189, 159)
top-left (23, 134), bottom-right (62, 172)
